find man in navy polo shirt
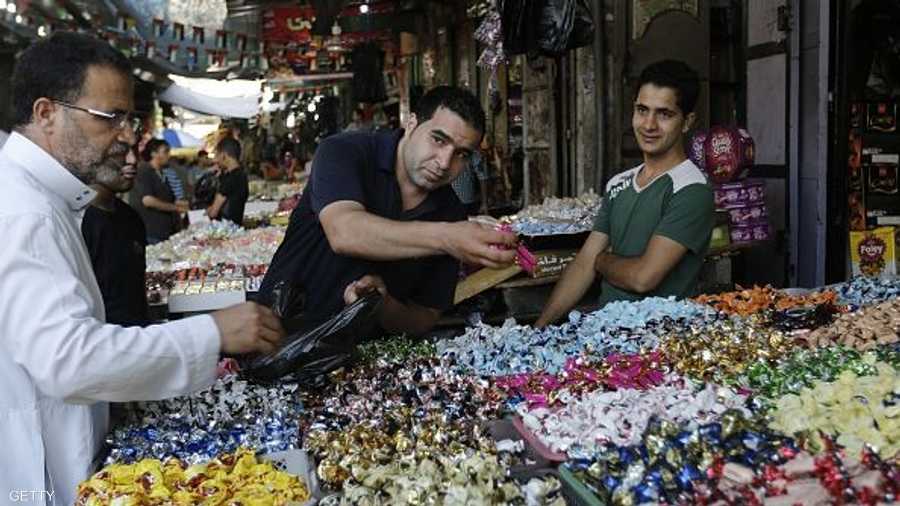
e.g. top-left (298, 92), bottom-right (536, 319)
top-left (258, 86), bottom-right (517, 335)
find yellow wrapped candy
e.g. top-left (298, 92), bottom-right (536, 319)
top-left (76, 448), bottom-right (310, 505)
top-left (770, 363), bottom-right (900, 459)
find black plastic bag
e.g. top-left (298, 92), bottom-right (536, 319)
top-left (239, 282), bottom-right (382, 385)
top-left (191, 171), bottom-right (218, 209)
top-left (501, 0), bottom-right (544, 56)
top-left (537, 0), bottom-right (594, 55)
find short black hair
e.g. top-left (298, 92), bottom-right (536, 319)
top-left (217, 137), bottom-right (241, 162)
top-left (413, 85), bottom-right (485, 136)
top-left (635, 60), bottom-right (700, 114)
top-left (11, 31), bottom-right (132, 128)
top-left (142, 139), bottom-right (170, 162)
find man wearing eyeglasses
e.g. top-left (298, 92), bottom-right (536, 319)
top-left (0, 32), bottom-right (285, 505)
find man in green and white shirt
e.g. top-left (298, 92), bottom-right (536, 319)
top-left (536, 60), bottom-right (713, 326)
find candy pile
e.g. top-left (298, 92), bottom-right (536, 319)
top-left (357, 334), bottom-right (437, 364)
top-left (769, 362), bottom-right (900, 458)
top-left (713, 444), bottom-right (900, 504)
top-left (831, 276), bottom-right (900, 307)
top-left (106, 375), bottom-right (302, 464)
top-left (565, 411), bottom-right (797, 505)
top-left (495, 352), bottom-right (667, 409)
top-left (735, 347), bottom-right (884, 405)
top-left (77, 448), bottom-right (311, 505)
top-left (508, 191), bottom-right (601, 236)
top-left (438, 297), bottom-right (712, 376)
top-left (662, 318), bottom-right (791, 381)
top-left (519, 375), bottom-right (748, 456)
top-left (147, 222), bottom-right (284, 272)
top-left (316, 435), bottom-right (526, 505)
top-left (798, 297), bottom-right (900, 350)
top-left (695, 285), bottom-right (838, 317)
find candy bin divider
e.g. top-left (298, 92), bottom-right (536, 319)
top-left (514, 467), bottom-right (588, 506)
top-left (557, 465), bottom-right (606, 506)
top-left (512, 415), bottom-right (569, 463)
top-left (260, 449), bottom-right (321, 505)
top-left (485, 417), bottom-right (555, 476)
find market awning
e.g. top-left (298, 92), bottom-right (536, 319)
top-left (158, 77), bottom-right (262, 119)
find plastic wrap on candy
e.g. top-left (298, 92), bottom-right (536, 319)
top-left (106, 375), bottom-right (302, 464)
top-left (240, 282), bottom-right (383, 385)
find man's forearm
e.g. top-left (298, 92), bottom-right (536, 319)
top-left (326, 209), bottom-right (448, 260)
top-left (378, 295), bottom-right (440, 336)
top-left (594, 252), bottom-right (649, 294)
top-left (143, 196), bottom-right (178, 213)
top-left (535, 255), bottom-right (596, 327)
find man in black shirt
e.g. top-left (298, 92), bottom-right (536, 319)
top-left (207, 137), bottom-right (249, 226)
top-left (130, 139), bottom-right (187, 244)
top-left (81, 147), bottom-right (149, 327)
top-left (258, 86), bottom-right (517, 336)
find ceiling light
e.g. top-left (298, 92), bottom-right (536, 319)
top-left (37, 25), bottom-right (46, 37)
top-left (307, 102), bottom-right (316, 113)
top-left (359, 3), bottom-right (369, 14)
top-left (7, 3), bottom-right (16, 14)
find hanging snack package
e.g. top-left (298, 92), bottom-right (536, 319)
top-left (240, 282), bottom-right (383, 385)
top-left (849, 227), bottom-right (897, 278)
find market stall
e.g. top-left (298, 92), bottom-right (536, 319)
top-left (145, 221), bottom-right (285, 314)
top-left (79, 276), bottom-right (900, 505)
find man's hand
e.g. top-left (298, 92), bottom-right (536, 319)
top-left (443, 221), bottom-right (517, 269)
top-left (212, 302), bottom-right (285, 355)
top-left (344, 274), bottom-right (388, 305)
top-left (175, 200), bottom-right (190, 213)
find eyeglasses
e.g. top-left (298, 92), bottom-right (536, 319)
top-left (52, 100), bottom-right (142, 133)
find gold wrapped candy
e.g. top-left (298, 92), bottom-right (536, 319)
top-left (76, 448), bottom-right (310, 505)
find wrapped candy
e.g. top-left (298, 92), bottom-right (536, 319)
top-left (507, 191), bottom-right (602, 236)
top-left (799, 298), bottom-right (900, 351)
top-left (357, 334), bottom-right (437, 364)
top-left (146, 222), bottom-right (284, 273)
top-left (106, 375), bottom-right (302, 464)
top-left (830, 276), bottom-right (900, 308)
top-left (495, 352), bottom-right (667, 409)
top-left (694, 285), bottom-right (839, 318)
top-left (438, 297), bottom-right (713, 376)
top-left (734, 347), bottom-right (886, 406)
top-left (565, 411), bottom-right (797, 505)
top-left (769, 362), bottom-right (900, 458)
top-left (518, 374), bottom-right (748, 456)
top-left (76, 448), bottom-right (310, 505)
top-left (662, 318), bottom-right (792, 382)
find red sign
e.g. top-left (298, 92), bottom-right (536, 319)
top-left (263, 7), bottom-right (315, 44)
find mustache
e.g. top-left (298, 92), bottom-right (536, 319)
top-left (108, 143), bottom-right (131, 157)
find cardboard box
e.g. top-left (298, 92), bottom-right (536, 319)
top-left (713, 179), bottom-right (766, 210)
top-left (850, 227), bottom-right (897, 278)
top-left (530, 249), bottom-right (577, 278)
top-left (868, 102), bottom-right (897, 132)
top-left (864, 163), bottom-right (900, 226)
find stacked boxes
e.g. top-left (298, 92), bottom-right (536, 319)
top-left (713, 179), bottom-right (771, 244)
